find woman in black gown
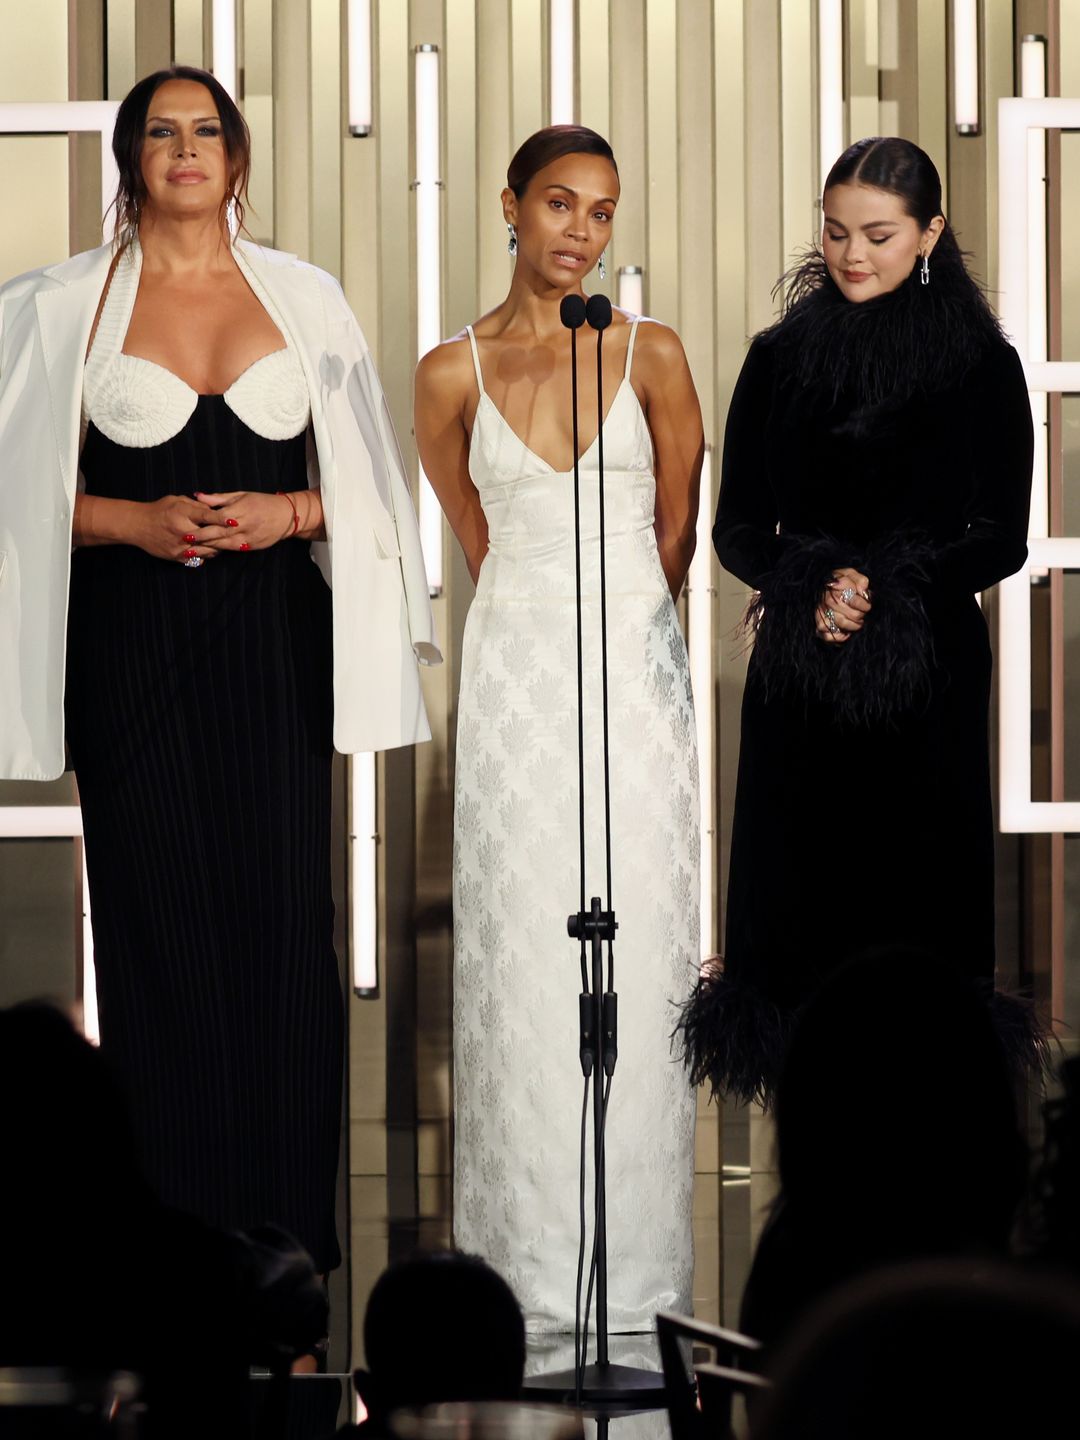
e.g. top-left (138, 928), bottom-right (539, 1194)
top-left (0, 65), bottom-right (436, 1285)
top-left (679, 138), bottom-right (1037, 1107)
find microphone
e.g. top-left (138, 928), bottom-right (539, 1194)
top-left (560, 293), bottom-right (587, 329)
top-left (585, 293), bottom-right (612, 331)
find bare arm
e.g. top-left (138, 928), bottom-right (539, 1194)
top-left (638, 323), bottom-right (705, 600)
top-left (414, 342), bottom-right (488, 587)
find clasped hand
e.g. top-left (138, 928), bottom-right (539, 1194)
top-left (138, 491), bottom-right (294, 563)
top-left (815, 566), bottom-right (871, 644)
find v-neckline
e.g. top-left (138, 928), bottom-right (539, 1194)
top-left (478, 377), bottom-right (633, 475)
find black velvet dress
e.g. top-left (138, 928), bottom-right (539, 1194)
top-left (679, 257), bottom-right (1035, 1106)
top-left (66, 397), bottom-right (343, 1271)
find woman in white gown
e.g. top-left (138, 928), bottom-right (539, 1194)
top-left (415, 126), bottom-right (703, 1333)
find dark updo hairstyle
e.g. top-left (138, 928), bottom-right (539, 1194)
top-left (824, 135), bottom-right (962, 267)
top-left (110, 65), bottom-right (252, 248)
top-left (507, 124), bottom-right (618, 197)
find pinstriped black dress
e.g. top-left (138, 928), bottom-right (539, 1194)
top-left (66, 257), bottom-right (343, 1271)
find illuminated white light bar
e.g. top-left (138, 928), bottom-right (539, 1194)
top-left (0, 102), bottom-right (119, 243)
top-left (212, 0), bottom-right (237, 101)
top-left (1022, 36), bottom-right (1048, 557)
top-left (952, 0), bottom-right (979, 135)
top-left (348, 0), bottom-right (373, 136)
top-left (817, 0), bottom-right (844, 190)
top-left (550, 0), bottom-right (575, 125)
top-left (617, 266), bottom-right (643, 315)
top-left (415, 44), bottom-right (444, 596)
top-left (80, 846), bottom-right (100, 1046)
top-left (688, 447), bottom-right (715, 960)
top-left (350, 753), bottom-right (378, 994)
top-left (997, 96), bottom-right (1080, 834)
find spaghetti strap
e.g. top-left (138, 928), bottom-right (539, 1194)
top-left (624, 317), bottom-right (641, 381)
top-left (465, 324), bottom-right (486, 397)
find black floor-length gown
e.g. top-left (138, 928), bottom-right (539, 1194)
top-left (66, 397), bottom-right (343, 1271)
top-left (678, 259), bottom-right (1036, 1107)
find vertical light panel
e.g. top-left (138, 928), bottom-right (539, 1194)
top-left (80, 844), bottom-right (100, 1045)
top-left (952, 0), bottom-right (979, 134)
top-left (350, 754), bottom-right (378, 994)
top-left (348, 0), bottom-right (373, 136)
top-left (415, 43), bottom-right (444, 595)
top-left (617, 265), bottom-right (643, 314)
top-left (688, 447), bottom-right (715, 960)
top-left (1022, 35), bottom-right (1048, 556)
top-left (817, 0), bottom-right (844, 192)
top-left (212, 0), bottom-right (237, 100)
top-left (549, 0), bottom-right (575, 124)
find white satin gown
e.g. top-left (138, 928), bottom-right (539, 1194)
top-left (452, 318), bottom-right (698, 1333)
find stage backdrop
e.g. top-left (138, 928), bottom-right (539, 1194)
top-left (1, 0), bottom-right (1078, 1356)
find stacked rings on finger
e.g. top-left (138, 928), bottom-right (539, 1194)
top-left (183, 556), bottom-right (204, 569)
top-left (840, 586), bottom-right (856, 603)
top-left (824, 608), bottom-right (840, 634)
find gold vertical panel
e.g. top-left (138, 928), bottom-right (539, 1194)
top-left (743, 0), bottom-right (782, 334)
top-left (847, 0), bottom-right (880, 142)
top-left (645, 0), bottom-right (679, 326)
top-left (979, 0), bottom-right (1014, 291)
top-left (309, 0), bottom-right (342, 277)
top-left (477, 0), bottom-right (513, 314)
top-left (273, 0), bottom-right (311, 257)
top-left (916, 0), bottom-right (948, 208)
top-left (780, 0), bottom-right (815, 266)
top-left (341, 93), bottom-right (381, 347)
top-left (243, 0), bottom-right (275, 245)
top-left (134, 0), bottom-right (172, 76)
top-left (173, 0), bottom-right (206, 67)
top-left (106, 0), bottom-right (136, 98)
top-left (0, 1), bottom-right (68, 280)
top-left (69, 0), bottom-right (106, 256)
top-left (676, 0), bottom-right (715, 435)
top-left (510, 0), bottom-right (543, 147)
top-left (609, 0), bottom-right (647, 295)
top-left (375, 0), bottom-right (410, 428)
top-left (578, 0), bottom-right (611, 142)
top-left (446, 0), bottom-right (480, 334)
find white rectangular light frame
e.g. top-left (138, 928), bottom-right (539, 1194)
top-left (952, 0), bottom-right (980, 135)
top-left (414, 44), bottom-right (444, 596)
top-left (212, 0), bottom-right (238, 101)
top-left (550, 0), bottom-right (575, 126)
top-left (348, 0), bottom-right (373, 136)
top-left (349, 753), bottom-right (378, 994)
top-left (0, 102), bottom-right (120, 244)
top-left (997, 96), bottom-right (1080, 834)
top-left (687, 446), bottom-right (715, 959)
top-left (617, 265), bottom-right (643, 315)
top-left (1021, 38), bottom-right (1048, 558)
top-left (817, 0), bottom-right (844, 193)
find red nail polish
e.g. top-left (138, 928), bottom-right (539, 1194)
top-left (184, 548), bottom-right (197, 558)
top-left (226, 518), bottom-right (239, 528)
top-left (183, 533), bottom-right (196, 543)
top-left (240, 542), bottom-right (251, 551)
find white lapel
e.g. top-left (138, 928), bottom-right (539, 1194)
top-left (33, 245), bottom-right (114, 503)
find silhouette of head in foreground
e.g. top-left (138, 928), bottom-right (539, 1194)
top-left (739, 950), bottom-right (1029, 1350)
top-left (753, 1259), bottom-right (1080, 1440)
top-left (353, 1251), bottom-right (526, 1430)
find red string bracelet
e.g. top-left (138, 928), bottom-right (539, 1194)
top-left (276, 491), bottom-right (300, 537)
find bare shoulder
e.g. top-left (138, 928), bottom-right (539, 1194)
top-left (631, 316), bottom-right (689, 368)
top-left (414, 332), bottom-right (475, 406)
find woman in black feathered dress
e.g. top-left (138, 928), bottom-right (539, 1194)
top-left (679, 138), bottom-right (1037, 1107)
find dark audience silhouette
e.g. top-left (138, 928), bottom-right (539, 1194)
top-left (738, 952), bottom-right (1029, 1353)
top-left (0, 1002), bottom-right (327, 1439)
top-left (345, 1252), bottom-right (526, 1437)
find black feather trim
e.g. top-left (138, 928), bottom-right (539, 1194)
top-left (979, 982), bottom-right (1059, 1087)
top-left (746, 531), bottom-right (936, 727)
top-left (672, 965), bottom-right (796, 1110)
top-left (761, 241), bottom-right (1007, 428)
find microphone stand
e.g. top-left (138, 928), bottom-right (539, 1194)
top-left (523, 295), bottom-right (667, 1411)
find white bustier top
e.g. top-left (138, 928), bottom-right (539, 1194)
top-left (81, 239), bottom-right (310, 450)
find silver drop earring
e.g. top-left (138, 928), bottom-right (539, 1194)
top-left (920, 252), bottom-right (930, 286)
top-left (507, 223), bottom-right (518, 257)
top-left (598, 250), bottom-right (607, 281)
top-left (226, 195), bottom-right (238, 238)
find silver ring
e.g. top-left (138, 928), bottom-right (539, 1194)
top-left (840, 586), bottom-right (856, 604)
top-left (824, 608), bottom-right (839, 634)
top-left (183, 556), bottom-right (204, 569)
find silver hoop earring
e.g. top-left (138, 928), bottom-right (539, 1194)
top-left (507, 223), bottom-right (518, 257)
top-left (920, 253), bottom-right (930, 286)
top-left (598, 250), bottom-right (607, 281)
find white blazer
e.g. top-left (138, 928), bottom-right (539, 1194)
top-left (0, 239), bottom-right (441, 780)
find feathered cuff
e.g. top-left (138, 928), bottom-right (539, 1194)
top-left (747, 533), bottom-right (937, 727)
top-left (673, 963), bottom-right (796, 1110)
